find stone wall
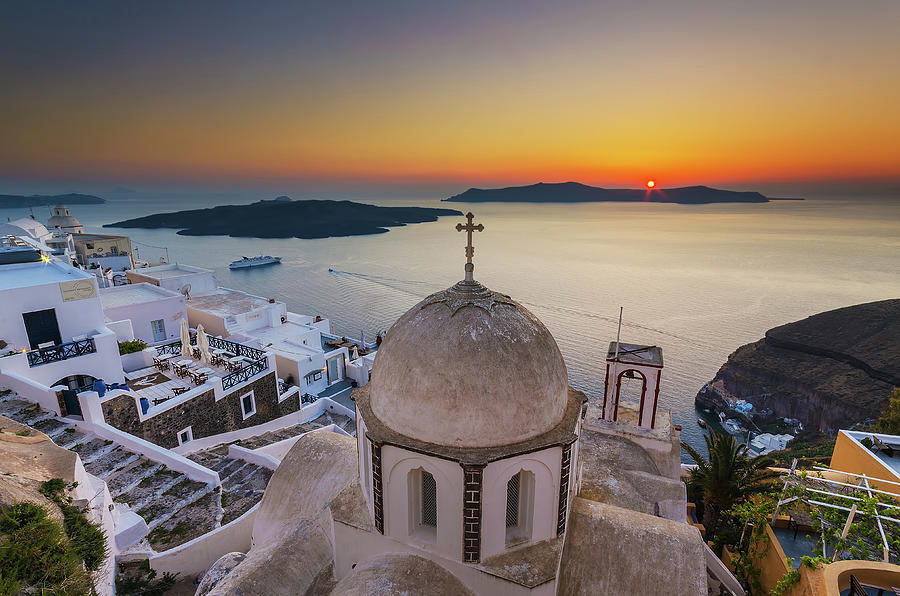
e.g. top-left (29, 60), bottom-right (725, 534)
top-left (101, 372), bottom-right (300, 449)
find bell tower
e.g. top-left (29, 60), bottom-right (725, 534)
top-left (601, 342), bottom-right (664, 429)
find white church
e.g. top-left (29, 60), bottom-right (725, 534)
top-left (198, 214), bottom-right (714, 595)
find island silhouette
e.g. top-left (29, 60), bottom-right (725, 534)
top-left (105, 198), bottom-right (462, 239)
top-left (444, 182), bottom-right (801, 204)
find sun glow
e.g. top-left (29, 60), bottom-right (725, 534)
top-left (646, 180), bottom-right (655, 189)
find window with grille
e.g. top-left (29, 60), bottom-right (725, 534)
top-left (506, 470), bottom-right (534, 546)
top-left (506, 473), bottom-right (520, 528)
top-left (421, 470), bottom-right (437, 528)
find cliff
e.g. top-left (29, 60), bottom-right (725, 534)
top-left (105, 198), bottom-right (462, 239)
top-left (696, 299), bottom-right (900, 432)
top-left (444, 182), bottom-right (799, 204)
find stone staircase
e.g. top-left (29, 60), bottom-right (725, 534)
top-left (0, 390), bottom-right (219, 552)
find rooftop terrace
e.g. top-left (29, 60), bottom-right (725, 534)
top-left (99, 283), bottom-right (180, 309)
top-left (131, 263), bottom-right (211, 280)
top-left (0, 259), bottom-right (93, 290)
top-left (188, 287), bottom-right (280, 317)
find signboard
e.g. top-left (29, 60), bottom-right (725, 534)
top-left (59, 279), bottom-right (97, 302)
top-left (246, 312), bottom-right (262, 321)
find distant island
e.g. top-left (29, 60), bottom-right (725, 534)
top-left (444, 182), bottom-right (801, 204)
top-left (105, 198), bottom-right (463, 239)
top-left (0, 193), bottom-right (106, 208)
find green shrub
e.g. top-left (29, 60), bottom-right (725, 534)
top-left (118, 339), bottom-right (148, 355)
top-left (117, 559), bottom-right (178, 596)
top-left (0, 502), bottom-right (95, 596)
top-left (860, 436), bottom-right (874, 450)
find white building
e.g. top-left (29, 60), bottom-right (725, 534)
top-left (0, 237), bottom-right (125, 417)
top-left (0, 217), bottom-right (54, 245)
top-left (125, 262), bottom-right (364, 398)
top-left (99, 283), bottom-right (186, 345)
top-left (749, 432), bottom-right (794, 456)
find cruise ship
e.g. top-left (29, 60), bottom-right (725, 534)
top-left (228, 255), bottom-right (282, 269)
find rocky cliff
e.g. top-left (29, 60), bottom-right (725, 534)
top-left (696, 299), bottom-right (899, 432)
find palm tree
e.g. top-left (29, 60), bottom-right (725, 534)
top-left (682, 431), bottom-right (777, 537)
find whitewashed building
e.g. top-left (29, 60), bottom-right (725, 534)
top-left (125, 262), bottom-right (365, 398)
top-left (0, 237), bottom-right (125, 417)
top-left (99, 283), bottom-right (186, 345)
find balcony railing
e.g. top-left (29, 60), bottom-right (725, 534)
top-left (156, 336), bottom-right (269, 391)
top-left (155, 336), bottom-right (266, 361)
top-left (222, 357), bottom-right (268, 391)
top-left (27, 338), bottom-right (97, 367)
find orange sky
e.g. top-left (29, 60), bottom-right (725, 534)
top-left (1, 1), bottom-right (898, 190)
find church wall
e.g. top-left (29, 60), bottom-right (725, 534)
top-left (355, 413), bottom-right (375, 520)
top-left (381, 445), bottom-right (463, 561)
top-left (481, 446), bottom-right (562, 559)
top-left (333, 521), bottom-right (555, 596)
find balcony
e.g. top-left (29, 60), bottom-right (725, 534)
top-left (26, 337), bottom-right (97, 367)
top-left (155, 336), bottom-right (269, 392)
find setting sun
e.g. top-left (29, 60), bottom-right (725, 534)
top-left (646, 180), bottom-right (655, 189)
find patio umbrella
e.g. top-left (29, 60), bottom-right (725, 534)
top-left (180, 319), bottom-right (192, 357)
top-left (197, 324), bottom-right (211, 365)
top-left (350, 346), bottom-right (359, 360)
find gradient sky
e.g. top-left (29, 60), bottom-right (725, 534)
top-left (1, 0), bottom-right (899, 192)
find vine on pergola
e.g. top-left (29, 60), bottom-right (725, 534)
top-left (772, 463), bottom-right (900, 564)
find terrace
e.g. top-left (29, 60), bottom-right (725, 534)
top-left (120, 336), bottom-right (271, 410)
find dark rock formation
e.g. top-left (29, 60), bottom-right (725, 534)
top-left (696, 299), bottom-right (899, 432)
top-left (105, 198), bottom-right (462, 239)
top-left (0, 193), bottom-right (105, 208)
top-left (444, 182), bottom-right (800, 204)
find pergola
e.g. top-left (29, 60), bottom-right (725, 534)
top-left (771, 460), bottom-right (900, 563)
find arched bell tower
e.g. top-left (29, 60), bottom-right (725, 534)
top-left (601, 342), bottom-right (663, 428)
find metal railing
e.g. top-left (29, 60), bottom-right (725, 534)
top-left (27, 337), bottom-right (97, 367)
top-left (222, 358), bottom-right (267, 390)
top-left (155, 336), bottom-right (269, 391)
top-left (155, 335), bottom-right (266, 361)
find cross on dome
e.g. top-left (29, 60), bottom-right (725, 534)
top-left (455, 212), bottom-right (484, 283)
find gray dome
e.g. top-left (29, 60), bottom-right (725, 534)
top-left (47, 205), bottom-right (82, 231)
top-left (369, 280), bottom-right (569, 448)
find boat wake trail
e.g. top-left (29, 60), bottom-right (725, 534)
top-left (328, 268), bottom-right (715, 348)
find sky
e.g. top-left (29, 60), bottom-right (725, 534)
top-left (1, 0), bottom-right (899, 195)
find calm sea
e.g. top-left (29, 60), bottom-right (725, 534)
top-left (5, 194), bottom-right (899, 458)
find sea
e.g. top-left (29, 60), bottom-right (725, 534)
top-left (4, 193), bottom-right (899, 459)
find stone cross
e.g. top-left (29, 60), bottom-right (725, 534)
top-left (455, 212), bottom-right (484, 282)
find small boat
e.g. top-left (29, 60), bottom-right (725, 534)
top-left (697, 419), bottom-right (707, 428)
top-left (229, 255), bottom-right (282, 269)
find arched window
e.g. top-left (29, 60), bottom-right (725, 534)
top-left (408, 468), bottom-right (437, 541)
top-left (506, 470), bottom-right (535, 546)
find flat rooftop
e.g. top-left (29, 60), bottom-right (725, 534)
top-left (242, 321), bottom-right (321, 356)
top-left (606, 342), bottom-right (663, 367)
top-left (188, 287), bottom-right (277, 317)
top-left (0, 259), bottom-right (92, 290)
top-left (99, 283), bottom-right (180, 309)
top-left (132, 263), bottom-right (212, 281)
top-left (72, 233), bottom-right (129, 242)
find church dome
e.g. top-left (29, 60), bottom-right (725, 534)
top-left (47, 205), bottom-right (83, 231)
top-left (369, 279), bottom-right (569, 448)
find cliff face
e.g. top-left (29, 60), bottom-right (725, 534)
top-left (697, 299), bottom-right (899, 432)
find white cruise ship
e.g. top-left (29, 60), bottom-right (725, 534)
top-left (228, 255), bottom-right (282, 269)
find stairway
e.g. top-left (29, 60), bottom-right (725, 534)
top-left (0, 389), bottom-right (222, 553)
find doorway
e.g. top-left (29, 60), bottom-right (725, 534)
top-left (23, 309), bottom-right (62, 349)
